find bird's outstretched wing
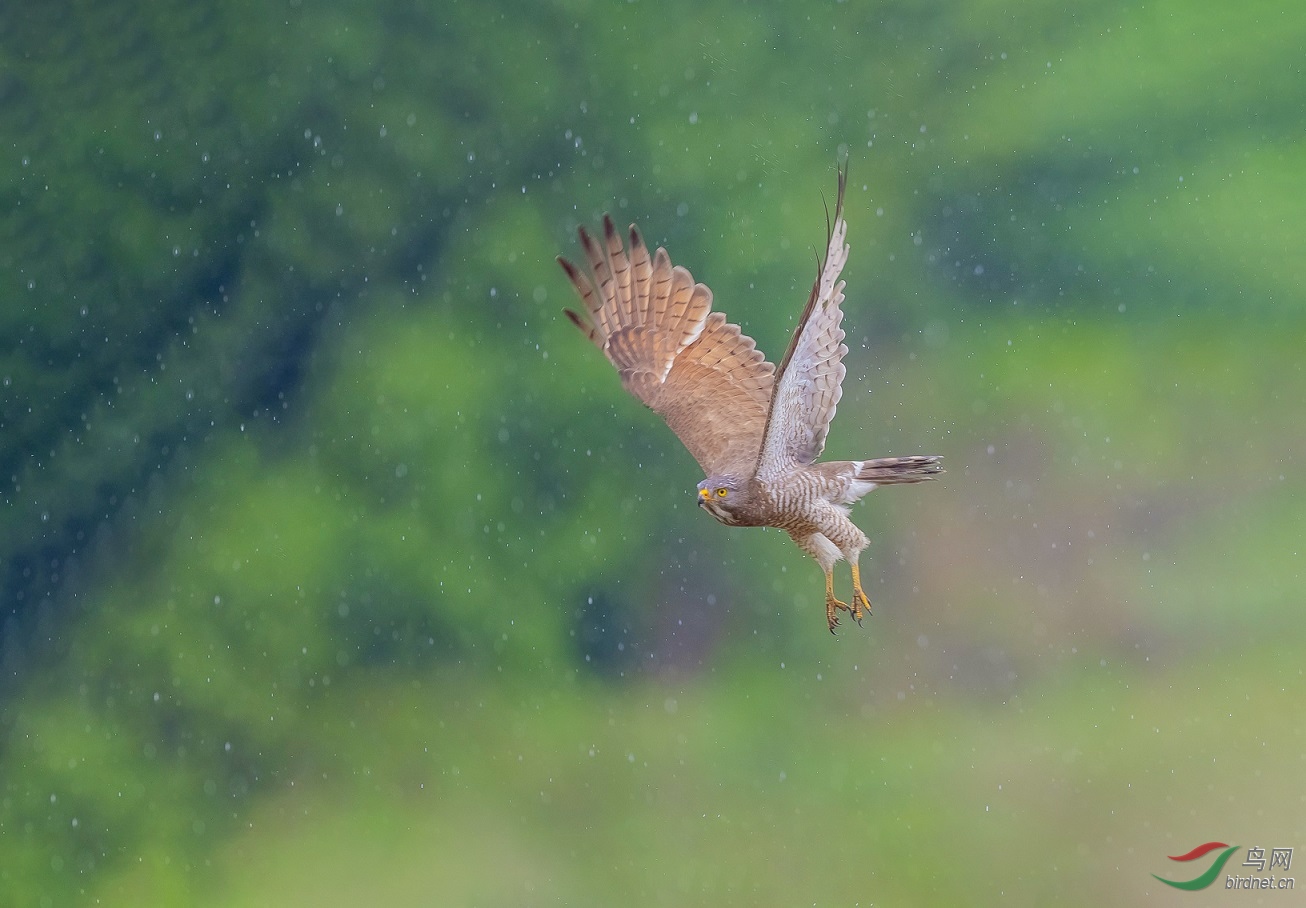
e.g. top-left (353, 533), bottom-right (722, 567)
top-left (754, 164), bottom-right (851, 480)
top-left (560, 217), bottom-right (775, 477)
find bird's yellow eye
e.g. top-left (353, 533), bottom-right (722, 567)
top-left (716, 488), bottom-right (728, 497)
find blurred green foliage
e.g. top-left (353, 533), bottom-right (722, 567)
top-left (1, 0), bottom-right (1304, 904)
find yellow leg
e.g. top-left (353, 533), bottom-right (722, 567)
top-left (851, 562), bottom-right (873, 621)
top-left (825, 570), bottom-right (850, 634)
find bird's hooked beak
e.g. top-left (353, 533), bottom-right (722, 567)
top-left (697, 487), bottom-right (710, 507)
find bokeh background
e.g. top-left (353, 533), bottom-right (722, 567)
top-left (3, 0), bottom-right (1304, 904)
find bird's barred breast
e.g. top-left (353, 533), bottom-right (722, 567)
top-left (759, 470), bottom-right (842, 534)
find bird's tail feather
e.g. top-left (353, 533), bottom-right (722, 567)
top-left (856, 455), bottom-right (943, 484)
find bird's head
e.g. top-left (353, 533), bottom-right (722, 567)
top-left (696, 475), bottom-right (743, 523)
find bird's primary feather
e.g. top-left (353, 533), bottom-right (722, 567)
top-left (755, 162), bottom-right (850, 479)
top-left (558, 218), bottom-right (775, 477)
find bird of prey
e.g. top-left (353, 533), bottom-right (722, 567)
top-left (558, 166), bottom-right (941, 633)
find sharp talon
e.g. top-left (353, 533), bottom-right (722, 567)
top-left (851, 563), bottom-right (874, 619)
top-left (853, 592), bottom-right (873, 619)
top-left (824, 572), bottom-right (850, 635)
top-left (826, 601), bottom-right (848, 633)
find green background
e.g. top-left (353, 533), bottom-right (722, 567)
top-left (2, 0), bottom-right (1303, 904)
